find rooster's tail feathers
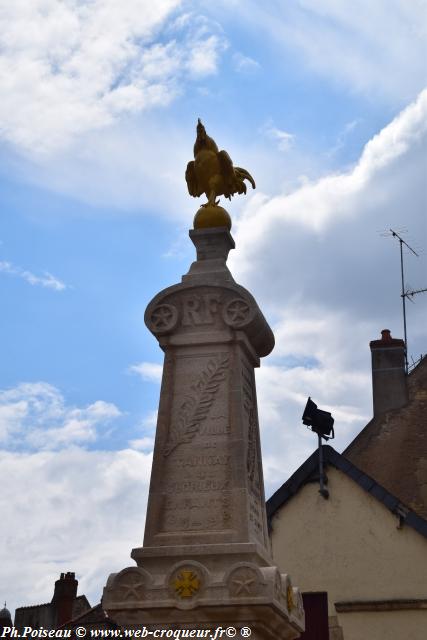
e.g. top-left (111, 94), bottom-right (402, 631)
top-left (234, 167), bottom-right (255, 189)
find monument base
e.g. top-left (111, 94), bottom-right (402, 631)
top-left (103, 543), bottom-right (304, 639)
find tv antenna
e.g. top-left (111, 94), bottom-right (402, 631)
top-left (387, 228), bottom-right (424, 373)
top-left (406, 287), bottom-right (427, 299)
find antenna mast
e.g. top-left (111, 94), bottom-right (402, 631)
top-left (389, 229), bottom-right (419, 373)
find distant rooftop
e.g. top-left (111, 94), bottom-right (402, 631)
top-left (344, 355), bottom-right (427, 519)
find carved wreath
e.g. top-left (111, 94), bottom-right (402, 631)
top-left (162, 355), bottom-right (229, 456)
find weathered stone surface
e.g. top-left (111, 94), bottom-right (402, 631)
top-left (103, 227), bottom-right (303, 639)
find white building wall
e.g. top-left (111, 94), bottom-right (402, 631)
top-left (270, 466), bottom-right (427, 639)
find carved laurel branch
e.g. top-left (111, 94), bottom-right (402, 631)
top-left (162, 355), bottom-right (229, 456)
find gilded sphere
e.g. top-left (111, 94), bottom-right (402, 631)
top-left (193, 204), bottom-right (232, 230)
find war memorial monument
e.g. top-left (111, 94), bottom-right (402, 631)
top-left (103, 121), bottom-right (305, 638)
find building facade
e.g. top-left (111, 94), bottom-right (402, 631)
top-left (267, 332), bottom-right (427, 639)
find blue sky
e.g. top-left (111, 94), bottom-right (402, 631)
top-left (1, 0), bottom-right (426, 614)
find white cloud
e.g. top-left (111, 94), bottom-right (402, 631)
top-left (254, 308), bottom-right (373, 495)
top-left (0, 2), bottom-right (227, 154)
top-left (187, 34), bottom-right (227, 76)
top-left (326, 119), bottom-right (362, 158)
top-left (0, 382), bottom-right (121, 450)
top-left (141, 410), bottom-right (159, 429)
top-left (230, 0), bottom-right (427, 103)
top-left (261, 120), bottom-right (295, 152)
top-left (0, 400), bottom-right (27, 442)
top-left (0, 260), bottom-right (67, 291)
top-left (129, 361), bottom-right (163, 383)
top-left (0, 383), bottom-right (142, 613)
top-left (226, 89), bottom-right (427, 494)
top-left (10, 117), bottom-right (193, 218)
top-left (232, 52), bottom-right (260, 73)
top-left (233, 89), bottom-right (427, 247)
top-left (129, 436), bottom-right (155, 451)
top-left (0, 446), bottom-right (152, 615)
top-left (128, 410), bottom-right (158, 451)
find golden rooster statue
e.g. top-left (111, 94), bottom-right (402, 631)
top-left (186, 120), bottom-right (255, 223)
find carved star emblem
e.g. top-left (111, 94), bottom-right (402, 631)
top-left (232, 576), bottom-right (255, 595)
top-left (151, 304), bottom-right (174, 329)
top-left (226, 299), bottom-right (250, 324)
top-left (119, 579), bottom-right (145, 600)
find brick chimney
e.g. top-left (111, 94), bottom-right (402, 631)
top-left (52, 572), bottom-right (78, 627)
top-left (370, 329), bottom-right (408, 416)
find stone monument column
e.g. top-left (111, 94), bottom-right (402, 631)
top-left (142, 227), bottom-right (273, 552)
top-left (103, 122), bottom-right (304, 639)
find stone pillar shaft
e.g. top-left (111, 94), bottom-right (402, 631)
top-left (143, 309), bottom-right (269, 551)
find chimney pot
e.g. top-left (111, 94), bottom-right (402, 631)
top-left (381, 329), bottom-right (392, 342)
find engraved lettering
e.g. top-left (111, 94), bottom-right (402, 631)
top-left (164, 494), bottom-right (231, 511)
top-left (176, 454), bottom-right (231, 467)
top-left (166, 478), bottom-right (231, 493)
top-left (162, 491), bottom-right (232, 532)
top-left (182, 294), bottom-right (221, 326)
top-left (199, 422), bottom-right (230, 436)
top-left (248, 494), bottom-right (264, 539)
top-left (203, 293), bottom-right (220, 322)
top-left (182, 295), bottom-right (202, 325)
top-left (203, 440), bottom-right (218, 449)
